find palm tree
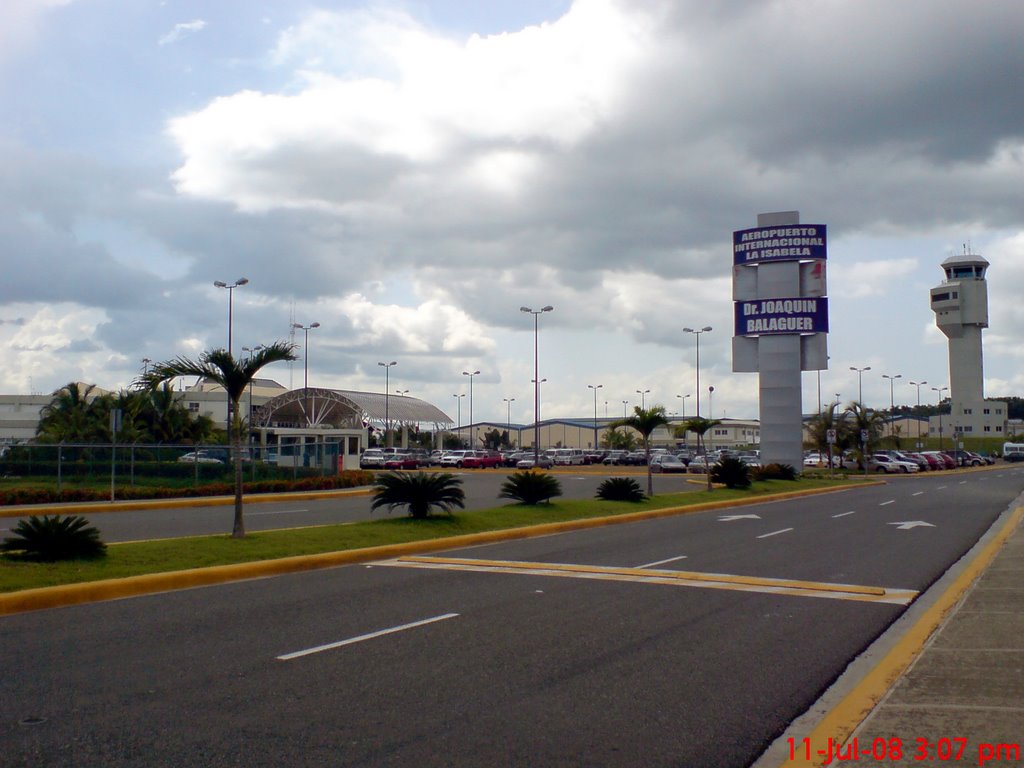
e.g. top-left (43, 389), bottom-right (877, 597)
top-left (141, 342), bottom-right (297, 538)
top-left (610, 405), bottom-right (670, 497)
top-left (371, 472), bottom-right (465, 519)
top-left (844, 401), bottom-right (886, 469)
top-left (37, 382), bottom-right (103, 443)
top-left (680, 417), bottom-right (722, 491)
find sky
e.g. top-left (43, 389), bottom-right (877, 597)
top-left (2, 0), bottom-right (1023, 427)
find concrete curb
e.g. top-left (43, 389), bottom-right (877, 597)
top-left (758, 501), bottom-right (1024, 767)
top-left (0, 481), bottom-right (879, 616)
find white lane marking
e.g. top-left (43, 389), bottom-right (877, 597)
top-left (959, 480), bottom-right (968, 485)
top-left (277, 613), bottom-right (460, 661)
top-left (757, 528), bottom-right (794, 539)
top-left (832, 511), bottom-right (856, 518)
top-left (912, 491), bottom-right (925, 497)
top-left (636, 555), bottom-right (688, 569)
top-left (879, 500), bottom-right (896, 506)
top-left (248, 508), bottom-right (309, 517)
top-left (719, 514), bottom-right (761, 522)
top-left (888, 521), bottom-right (936, 530)
top-left (937, 485), bottom-right (947, 490)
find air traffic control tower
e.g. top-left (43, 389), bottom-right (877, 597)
top-left (929, 251), bottom-right (1007, 441)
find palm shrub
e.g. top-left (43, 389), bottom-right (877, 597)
top-left (595, 477), bottom-right (646, 502)
top-left (1, 515), bottom-right (107, 561)
top-left (499, 471), bottom-right (562, 505)
top-left (371, 472), bottom-right (465, 519)
top-left (752, 463), bottom-right (798, 481)
top-left (711, 456), bottom-right (751, 489)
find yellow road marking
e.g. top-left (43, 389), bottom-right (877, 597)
top-left (380, 556), bottom-right (917, 605)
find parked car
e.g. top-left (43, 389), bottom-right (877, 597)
top-left (177, 450), bottom-right (223, 464)
top-left (359, 449), bottom-right (387, 469)
top-left (922, 451), bottom-right (956, 470)
top-left (550, 448), bottom-right (586, 466)
top-left (516, 454), bottom-right (554, 469)
top-left (383, 453), bottom-right (419, 470)
top-left (440, 450), bottom-right (473, 468)
top-left (871, 453), bottom-right (919, 473)
top-left (944, 449), bottom-right (983, 467)
top-left (1004, 450), bottom-right (1024, 463)
top-left (650, 454), bottom-right (688, 473)
top-left (601, 450), bottom-right (628, 465)
top-left (687, 455), bottom-right (714, 473)
top-left (462, 450), bottom-right (503, 469)
top-left (622, 450), bottom-right (648, 466)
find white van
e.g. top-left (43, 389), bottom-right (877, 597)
top-left (550, 448), bottom-right (585, 466)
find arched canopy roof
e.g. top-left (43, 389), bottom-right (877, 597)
top-left (254, 388), bottom-right (452, 430)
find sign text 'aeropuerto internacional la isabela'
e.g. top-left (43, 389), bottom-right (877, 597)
top-left (734, 297), bottom-right (829, 335)
top-left (732, 224), bottom-right (827, 265)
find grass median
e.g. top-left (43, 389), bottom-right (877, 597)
top-left (0, 477), bottom-right (857, 594)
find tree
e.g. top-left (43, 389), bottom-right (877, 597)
top-left (141, 342), bottom-right (297, 538)
top-left (844, 401), bottom-right (886, 469)
top-left (601, 426), bottom-right (637, 451)
top-left (499, 471), bottom-right (562, 505)
top-left (610, 405), bottom-right (670, 497)
top-left (680, 417), bottom-right (721, 491)
top-left (36, 382), bottom-right (104, 443)
top-left (371, 472), bottom-right (465, 519)
top-left (804, 407), bottom-right (853, 459)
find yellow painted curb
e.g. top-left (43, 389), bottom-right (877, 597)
top-left (778, 504), bottom-right (1024, 767)
top-left (0, 481), bottom-right (878, 616)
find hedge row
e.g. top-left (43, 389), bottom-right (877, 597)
top-left (0, 471), bottom-right (375, 507)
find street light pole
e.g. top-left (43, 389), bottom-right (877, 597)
top-left (683, 326), bottom-right (712, 418)
top-left (622, 400), bottom-right (629, 417)
top-left (213, 278), bottom-right (249, 356)
top-left (520, 305), bottom-right (553, 464)
top-left (452, 393), bottom-right (465, 446)
top-left (588, 384), bottom-right (603, 449)
top-left (292, 323), bottom-right (319, 427)
top-left (708, 385), bottom-right (715, 453)
top-left (882, 373), bottom-right (902, 442)
top-left (378, 361), bottom-right (397, 447)
top-left (909, 380), bottom-right (927, 449)
top-left (931, 385), bottom-right (949, 451)
top-left (214, 277), bottom-right (249, 444)
top-left (850, 365), bottom-right (871, 405)
top-left (503, 397), bottom-right (515, 447)
top-left (462, 370), bottom-right (480, 448)
top-left (635, 389), bottom-right (650, 409)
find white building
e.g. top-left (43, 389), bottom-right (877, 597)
top-left (929, 251), bottom-right (1008, 441)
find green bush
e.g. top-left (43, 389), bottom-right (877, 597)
top-left (751, 463), bottom-right (798, 481)
top-left (1, 515), bottom-right (107, 561)
top-left (711, 457), bottom-right (751, 489)
top-left (498, 471), bottom-right (563, 505)
top-left (371, 472), bottom-right (465, 519)
top-left (595, 477), bottom-right (646, 502)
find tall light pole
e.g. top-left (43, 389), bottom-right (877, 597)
top-left (882, 373), bottom-right (902, 441)
top-left (520, 305), bottom-right (553, 464)
top-left (850, 365), bottom-right (871, 405)
top-left (378, 361), bottom-right (397, 447)
top-left (909, 380), bottom-right (927, 449)
top-left (213, 278), bottom-right (249, 356)
top-left (708, 385), bottom-right (715, 453)
top-left (293, 323), bottom-right (320, 427)
top-left (141, 357), bottom-right (151, 376)
top-left (932, 385), bottom-right (949, 451)
top-left (588, 384), bottom-right (603, 449)
top-left (635, 389), bottom-right (650, 409)
top-left (676, 393), bottom-right (690, 419)
top-left (242, 344), bottom-right (266, 432)
top-left (622, 400), bottom-right (629, 417)
top-left (683, 326), bottom-right (712, 418)
top-left (503, 397), bottom-right (515, 447)
top-left (214, 277), bottom-right (248, 443)
top-left (453, 393), bottom-right (465, 446)
top-left (462, 370), bottom-right (480, 448)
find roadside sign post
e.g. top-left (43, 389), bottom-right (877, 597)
top-left (860, 428), bottom-right (869, 477)
top-left (826, 428), bottom-right (837, 480)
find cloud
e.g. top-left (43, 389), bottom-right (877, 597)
top-left (158, 19), bottom-right (207, 47)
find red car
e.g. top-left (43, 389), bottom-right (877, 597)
top-left (383, 453), bottom-right (419, 470)
top-left (460, 450), bottom-right (503, 469)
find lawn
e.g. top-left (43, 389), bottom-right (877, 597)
top-left (0, 477), bottom-right (859, 595)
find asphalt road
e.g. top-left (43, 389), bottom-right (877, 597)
top-left (0, 469), bottom-right (704, 543)
top-left (2, 467), bottom-right (1022, 767)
